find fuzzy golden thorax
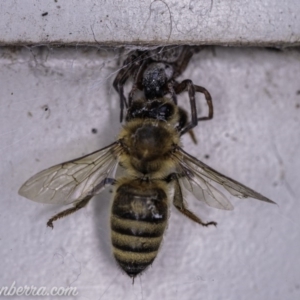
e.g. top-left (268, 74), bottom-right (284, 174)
top-left (118, 118), bottom-right (180, 178)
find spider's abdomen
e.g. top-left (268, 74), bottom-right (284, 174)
top-left (142, 63), bottom-right (173, 99)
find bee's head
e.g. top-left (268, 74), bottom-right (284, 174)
top-left (126, 98), bottom-right (176, 123)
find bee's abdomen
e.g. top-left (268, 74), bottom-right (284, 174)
top-left (111, 181), bottom-right (168, 278)
top-left (111, 217), bottom-right (167, 278)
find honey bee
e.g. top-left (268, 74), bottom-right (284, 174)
top-left (19, 98), bottom-right (275, 278)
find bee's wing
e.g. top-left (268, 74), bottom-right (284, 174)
top-left (178, 173), bottom-right (234, 210)
top-left (175, 147), bottom-right (275, 210)
top-left (18, 142), bottom-right (122, 205)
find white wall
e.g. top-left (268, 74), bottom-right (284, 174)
top-left (0, 46), bottom-right (299, 300)
top-left (0, 0), bottom-right (299, 46)
top-left (1, 0), bottom-right (300, 299)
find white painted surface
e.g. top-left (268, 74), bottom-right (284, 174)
top-left (0, 0), bottom-right (299, 46)
top-left (0, 46), bottom-right (300, 299)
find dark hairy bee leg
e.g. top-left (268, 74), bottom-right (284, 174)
top-left (47, 196), bottom-right (92, 229)
top-left (174, 80), bottom-right (213, 135)
top-left (172, 176), bottom-right (217, 227)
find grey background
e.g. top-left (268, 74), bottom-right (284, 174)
top-left (0, 46), bottom-right (299, 300)
top-left (0, 0), bottom-right (300, 299)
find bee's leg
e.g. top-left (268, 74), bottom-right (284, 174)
top-left (47, 196), bottom-right (92, 229)
top-left (172, 175), bottom-right (217, 227)
top-left (47, 178), bottom-right (116, 229)
top-left (187, 130), bottom-right (198, 145)
top-left (174, 80), bottom-right (213, 135)
top-left (176, 106), bottom-right (198, 144)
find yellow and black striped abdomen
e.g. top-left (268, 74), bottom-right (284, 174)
top-left (111, 180), bottom-right (168, 278)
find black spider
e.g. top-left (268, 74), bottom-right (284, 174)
top-left (113, 45), bottom-right (213, 134)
